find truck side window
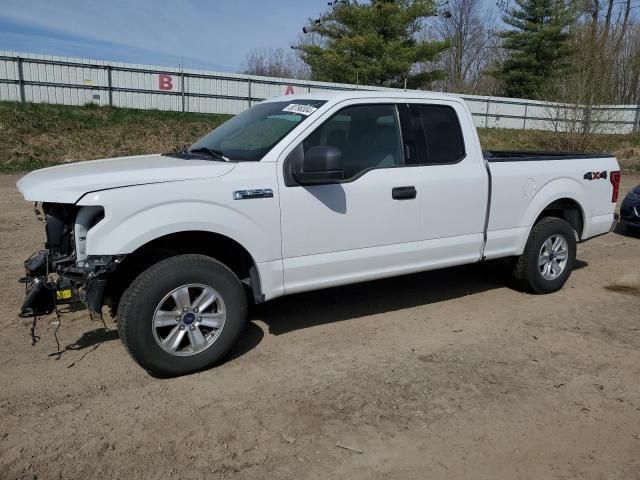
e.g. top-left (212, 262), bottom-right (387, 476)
top-left (414, 105), bottom-right (466, 165)
top-left (303, 104), bottom-right (402, 179)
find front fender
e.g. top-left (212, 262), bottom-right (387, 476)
top-left (77, 179), bottom-right (282, 264)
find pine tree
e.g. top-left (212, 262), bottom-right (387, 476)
top-left (496, 0), bottom-right (576, 99)
top-left (294, 0), bottom-right (449, 88)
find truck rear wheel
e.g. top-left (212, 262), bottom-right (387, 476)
top-left (117, 254), bottom-right (247, 376)
top-left (513, 217), bottom-right (576, 294)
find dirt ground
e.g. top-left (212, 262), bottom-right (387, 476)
top-left (1, 173), bottom-right (639, 480)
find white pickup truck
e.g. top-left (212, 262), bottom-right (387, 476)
top-left (17, 91), bottom-right (621, 376)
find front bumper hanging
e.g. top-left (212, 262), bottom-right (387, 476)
top-left (19, 250), bottom-right (58, 318)
top-left (19, 250), bottom-right (123, 318)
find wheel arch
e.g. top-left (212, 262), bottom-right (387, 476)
top-left (104, 230), bottom-right (264, 315)
top-left (534, 197), bottom-right (586, 239)
top-left (523, 178), bottom-right (589, 241)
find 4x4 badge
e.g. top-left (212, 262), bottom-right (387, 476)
top-left (584, 171), bottom-right (607, 180)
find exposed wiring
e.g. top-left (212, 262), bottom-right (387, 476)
top-left (29, 314), bottom-right (40, 346)
top-left (49, 295), bottom-right (62, 360)
top-left (27, 251), bottom-right (64, 357)
top-left (26, 279), bottom-right (41, 346)
top-left (45, 254), bottom-right (62, 358)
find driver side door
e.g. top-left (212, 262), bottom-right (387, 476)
top-left (278, 102), bottom-right (423, 294)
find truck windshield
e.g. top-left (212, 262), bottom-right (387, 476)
top-left (189, 99), bottom-right (326, 162)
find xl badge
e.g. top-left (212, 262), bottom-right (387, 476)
top-left (233, 189), bottom-right (274, 200)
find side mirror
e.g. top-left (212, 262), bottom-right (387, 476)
top-left (293, 146), bottom-right (343, 185)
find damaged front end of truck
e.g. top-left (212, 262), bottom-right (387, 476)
top-left (19, 202), bottom-right (122, 321)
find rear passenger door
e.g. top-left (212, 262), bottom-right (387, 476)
top-left (278, 102), bottom-right (423, 294)
top-left (398, 102), bottom-right (488, 270)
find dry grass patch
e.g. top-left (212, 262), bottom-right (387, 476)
top-left (0, 101), bottom-right (229, 171)
top-left (1, 101), bottom-right (638, 173)
top-left (478, 128), bottom-right (640, 174)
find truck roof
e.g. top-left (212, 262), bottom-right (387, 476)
top-left (263, 90), bottom-right (461, 104)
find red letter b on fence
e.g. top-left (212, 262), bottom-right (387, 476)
top-left (159, 74), bottom-right (173, 90)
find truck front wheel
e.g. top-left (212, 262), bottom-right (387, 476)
top-left (117, 254), bottom-right (247, 376)
top-left (513, 217), bottom-right (577, 294)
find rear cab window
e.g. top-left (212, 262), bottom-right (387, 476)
top-left (399, 104), bottom-right (466, 165)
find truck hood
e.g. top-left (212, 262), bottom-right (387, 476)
top-left (16, 154), bottom-right (236, 203)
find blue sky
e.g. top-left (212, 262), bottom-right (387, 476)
top-left (0, 0), bottom-right (331, 71)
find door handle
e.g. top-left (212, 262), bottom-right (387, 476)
top-left (392, 186), bottom-right (417, 200)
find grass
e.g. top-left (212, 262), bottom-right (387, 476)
top-left (1, 101), bottom-right (638, 173)
top-left (0, 102), bottom-right (230, 172)
top-left (479, 128), bottom-right (640, 173)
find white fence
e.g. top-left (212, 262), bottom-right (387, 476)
top-left (1, 51), bottom-right (639, 134)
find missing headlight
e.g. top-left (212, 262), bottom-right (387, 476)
top-left (74, 206), bottom-right (104, 261)
top-left (42, 203), bottom-right (77, 260)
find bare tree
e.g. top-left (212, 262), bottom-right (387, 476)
top-left (532, 0), bottom-right (640, 148)
top-left (538, 25), bottom-right (629, 150)
top-left (575, 0), bottom-right (639, 103)
top-left (242, 47), bottom-right (310, 79)
top-left (433, 0), bottom-right (498, 94)
top-left (611, 22), bottom-right (640, 105)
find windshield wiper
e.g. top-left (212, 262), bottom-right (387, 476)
top-left (188, 147), bottom-right (231, 162)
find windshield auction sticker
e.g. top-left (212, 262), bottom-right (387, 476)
top-left (282, 104), bottom-right (318, 116)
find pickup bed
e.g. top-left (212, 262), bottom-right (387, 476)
top-left (16, 91), bottom-right (621, 376)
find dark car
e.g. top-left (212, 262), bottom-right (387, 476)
top-left (620, 184), bottom-right (640, 230)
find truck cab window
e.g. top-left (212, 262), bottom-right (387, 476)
top-left (190, 100), bottom-right (326, 161)
top-left (303, 104), bottom-right (402, 179)
top-left (415, 105), bottom-right (466, 164)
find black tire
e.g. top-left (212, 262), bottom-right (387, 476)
top-left (117, 254), bottom-right (247, 376)
top-left (623, 222), bottom-right (640, 236)
top-left (513, 217), bottom-right (577, 294)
